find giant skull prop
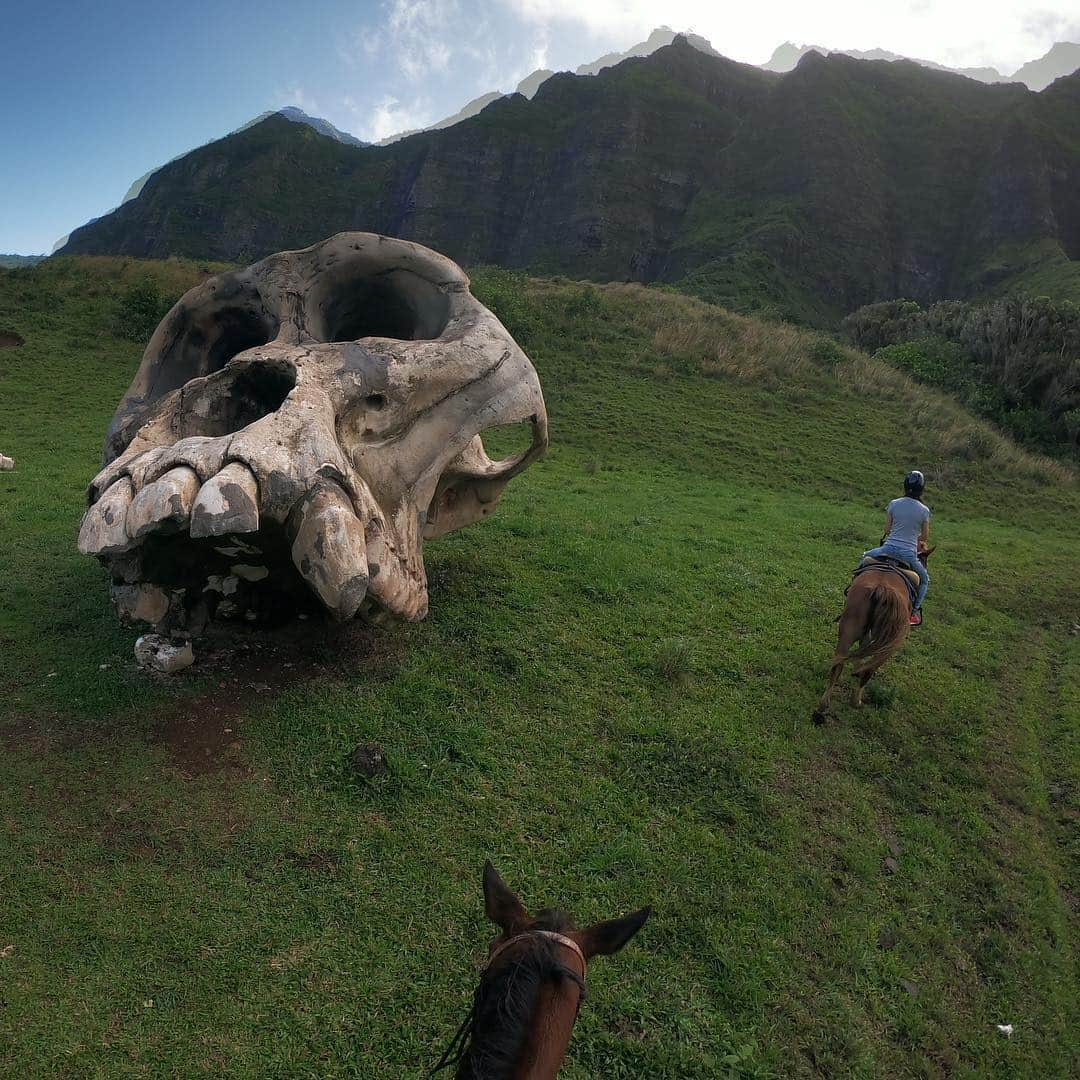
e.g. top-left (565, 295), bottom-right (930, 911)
top-left (78, 233), bottom-right (548, 632)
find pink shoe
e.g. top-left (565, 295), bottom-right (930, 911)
top-left (909, 611), bottom-right (922, 626)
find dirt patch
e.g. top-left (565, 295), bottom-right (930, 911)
top-left (0, 329), bottom-right (24, 348)
top-left (3, 619), bottom-right (399, 779)
top-left (153, 619), bottom-right (390, 776)
top-left (287, 849), bottom-right (342, 873)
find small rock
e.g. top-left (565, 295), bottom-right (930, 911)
top-left (348, 742), bottom-right (388, 779)
top-left (0, 454), bottom-right (14, 470)
top-left (877, 927), bottom-right (899, 950)
top-left (134, 633), bottom-right (194, 674)
top-left (231, 564), bottom-right (269, 582)
top-left (112, 582), bottom-right (169, 625)
top-left (996, 1024), bottom-right (1014, 1037)
top-left (98, 663), bottom-right (110, 671)
top-left (883, 857), bottom-right (899, 875)
top-left (899, 978), bottom-right (919, 998)
top-left (0, 943), bottom-right (15, 958)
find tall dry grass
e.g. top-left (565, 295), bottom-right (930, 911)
top-left (539, 280), bottom-right (1074, 488)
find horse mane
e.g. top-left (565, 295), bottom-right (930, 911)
top-left (433, 909), bottom-right (584, 1080)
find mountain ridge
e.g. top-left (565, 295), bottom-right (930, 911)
top-left (57, 40), bottom-right (1080, 324)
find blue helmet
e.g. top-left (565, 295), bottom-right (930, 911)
top-left (904, 470), bottom-right (925, 496)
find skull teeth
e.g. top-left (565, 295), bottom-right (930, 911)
top-left (126, 466), bottom-right (201, 540)
top-left (190, 461), bottom-right (260, 538)
top-left (78, 477), bottom-right (136, 556)
top-left (288, 482), bottom-right (369, 620)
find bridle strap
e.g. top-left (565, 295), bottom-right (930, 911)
top-left (487, 930), bottom-right (587, 979)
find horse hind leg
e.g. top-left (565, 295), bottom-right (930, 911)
top-left (853, 665), bottom-right (878, 707)
top-left (814, 610), bottom-right (864, 724)
top-left (813, 656), bottom-right (848, 724)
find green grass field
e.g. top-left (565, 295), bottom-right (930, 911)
top-left (1, 258), bottom-right (1077, 1078)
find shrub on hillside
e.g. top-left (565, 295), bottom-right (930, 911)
top-left (111, 277), bottom-right (176, 343)
top-left (840, 299), bottom-right (923, 353)
top-left (469, 266), bottom-right (536, 343)
top-left (843, 295), bottom-right (1080, 455)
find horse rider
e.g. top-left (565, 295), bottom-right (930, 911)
top-left (862, 470), bottom-right (930, 625)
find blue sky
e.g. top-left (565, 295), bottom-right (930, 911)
top-left (3, 0), bottom-right (1078, 254)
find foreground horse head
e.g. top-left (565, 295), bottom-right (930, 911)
top-left (433, 862), bottom-right (651, 1079)
top-left (813, 547), bottom-right (935, 724)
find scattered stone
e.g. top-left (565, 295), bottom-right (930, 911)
top-left (205, 574), bottom-right (240, 596)
top-left (899, 978), bottom-right (919, 998)
top-left (996, 1024), bottom-right (1014, 1037)
top-left (0, 944), bottom-right (15, 958)
top-left (348, 742), bottom-right (388, 779)
top-left (232, 564), bottom-right (269, 582)
top-left (0, 454), bottom-right (14, 470)
top-left (112, 582), bottom-right (170, 625)
top-left (134, 634), bottom-right (194, 674)
top-left (877, 927), bottom-right (899, 950)
top-left (883, 857), bottom-right (900, 875)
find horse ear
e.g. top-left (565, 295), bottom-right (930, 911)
top-left (579, 906), bottom-right (651, 959)
top-left (483, 861), bottom-right (528, 932)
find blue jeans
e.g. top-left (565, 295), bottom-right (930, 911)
top-left (862, 542), bottom-right (929, 609)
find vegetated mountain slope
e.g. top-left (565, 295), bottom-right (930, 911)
top-left (1, 256), bottom-right (1076, 1077)
top-left (0, 254), bottom-right (45, 268)
top-left (59, 40), bottom-right (1080, 324)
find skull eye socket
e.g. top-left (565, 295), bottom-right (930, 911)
top-left (309, 263), bottom-right (451, 342)
top-left (146, 300), bottom-right (280, 401)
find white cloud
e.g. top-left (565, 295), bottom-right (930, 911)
top-left (361, 0), bottom-right (465, 81)
top-left (355, 94), bottom-right (434, 142)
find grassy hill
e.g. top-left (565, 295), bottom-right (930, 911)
top-left (1, 257), bottom-right (1077, 1077)
top-left (57, 41), bottom-right (1080, 324)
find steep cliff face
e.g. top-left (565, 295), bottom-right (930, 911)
top-left (59, 40), bottom-right (1080, 323)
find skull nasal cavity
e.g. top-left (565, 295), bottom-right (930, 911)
top-left (180, 360), bottom-right (297, 438)
top-left (310, 266), bottom-right (450, 342)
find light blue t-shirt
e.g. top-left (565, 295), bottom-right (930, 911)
top-left (886, 497), bottom-right (930, 553)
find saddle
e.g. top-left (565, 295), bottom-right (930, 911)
top-left (851, 555), bottom-right (919, 608)
top-left (859, 555), bottom-right (920, 589)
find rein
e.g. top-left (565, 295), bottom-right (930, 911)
top-left (429, 931), bottom-right (588, 1076)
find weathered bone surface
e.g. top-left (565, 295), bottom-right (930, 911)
top-left (78, 233), bottom-right (548, 635)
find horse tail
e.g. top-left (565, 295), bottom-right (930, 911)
top-left (851, 584), bottom-right (908, 672)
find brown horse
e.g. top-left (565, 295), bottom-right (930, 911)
top-left (432, 862), bottom-right (650, 1079)
top-left (813, 548), bottom-right (934, 723)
